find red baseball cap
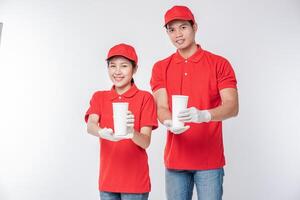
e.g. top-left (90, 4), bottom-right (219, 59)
top-left (164, 5), bottom-right (195, 26)
top-left (106, 43), bottom-right (138, 64)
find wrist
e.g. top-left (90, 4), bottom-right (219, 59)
top-left (163, 119), bottom-right (172, 128)
top-left (131, 130), bottom-right (137, 139)
top-left (203, 110), bottom-right (211, 122)
top-left (97, 128), bottom-right (104, 138)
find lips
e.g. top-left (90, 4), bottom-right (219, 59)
top-left (176, 39), bottom-right (185, 45)
top-left (114, 76), bottom-right (124, 82)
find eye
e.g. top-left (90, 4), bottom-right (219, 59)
top-left (167, 28), bottom-right (174, 33)
top-left (109, 64), bottom-right (116, 68)
top-left (181, 26), bottom-right (187, 30)
top-left (121, 64), bottom-right (129, 68)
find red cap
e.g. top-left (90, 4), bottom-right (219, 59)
top-left (164, 5), bottom-right (195, 26)
top-left (106, 43), bottom-right (138, 64)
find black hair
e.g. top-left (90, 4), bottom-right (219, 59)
top-left (165, 20), bottom-right (194, 29)
top-left (189, 20), bottom-right (194, 26)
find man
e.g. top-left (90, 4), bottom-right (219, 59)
top-left (150, 5), bottom-right (239, 200)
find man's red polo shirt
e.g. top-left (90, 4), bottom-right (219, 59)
top-left (150, 46), bottom-right (237, 170)
top-left (85, 84), bottom-right (158, 193)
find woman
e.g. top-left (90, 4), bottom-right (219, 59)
top-left (85, 43), bottom-right (157, 200)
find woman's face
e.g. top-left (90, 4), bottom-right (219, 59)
top-left (108, 56), bottom-right (135, 93)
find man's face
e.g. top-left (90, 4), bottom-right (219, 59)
top-left (166, 20), bottom-right (197, 50)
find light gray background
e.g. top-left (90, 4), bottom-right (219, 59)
top-left (0, 0), bottom-right (300, 199)
top-left (0, 22), bottom-right (3, 45)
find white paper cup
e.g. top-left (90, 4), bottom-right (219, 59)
top-left (172, 95), bottom-right (189, 128)
top-left (112, 102), bottom-right (128, 136)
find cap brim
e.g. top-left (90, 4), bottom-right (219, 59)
top-left (164, 16), bottom-right (194, 26)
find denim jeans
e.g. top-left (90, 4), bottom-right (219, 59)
top-left (165, 168), bottom-right (224, 200)
top-left (99, 191), bottom-right (149, 200)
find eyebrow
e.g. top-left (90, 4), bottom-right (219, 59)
top-left (109, 61), bottom-right (130, 65)
top-left (167, 22), bottom-right (190, 29)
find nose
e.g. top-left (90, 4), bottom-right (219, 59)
top-left (114, 66), bottom-right (122, 74)
top-left (175, 28), bottom-right (183, 38)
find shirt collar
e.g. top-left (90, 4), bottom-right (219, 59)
top-left (110, 83), bottom-right (139, 100)
top-left (173, 44), bottom-right (204, 64)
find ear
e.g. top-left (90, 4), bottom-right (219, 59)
top-left (133, 65), bottom-right (138, 74)
top-left (193, 22), bottom-right (198, 32)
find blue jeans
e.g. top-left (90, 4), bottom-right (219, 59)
top-left (165, 168), bottom-right (224, 200)
top-left (99, 191), bottom-right (149, 200)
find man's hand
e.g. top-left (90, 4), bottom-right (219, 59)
top-left (178, 107), bottom-right (211, 123)
top-left (163, 120), bottom-right (190, 134)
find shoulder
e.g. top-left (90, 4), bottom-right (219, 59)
top-left (153, 53), bottom-right (175, 67)
top-left (137, 90), bottom-right (153, 98)
top-left (91, 90), bottom-right (110, 99)
top-left (136, 90), bottom-right (155, 102)
top-left (203, 49), bottom-right (231, 65)
top-left (92, 90), bottom-right (104, 97)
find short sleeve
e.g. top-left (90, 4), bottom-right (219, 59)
top-left (217, 59), bottom-right (237, 90)
top-left (140, 93), bottom-right (158, 130)
top-left (84, 91), bottom-right (102, 122)
top-left (150, 62), bottom-right (165, 92)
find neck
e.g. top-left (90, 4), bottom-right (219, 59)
top-left (115, 83), bottom-right (132, 95)
top-left (178, 43), bottom-right (198, 59)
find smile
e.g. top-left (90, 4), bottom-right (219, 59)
top-left (114, 76), bottom-right (124, 82)
top-left (176, 39), bottom-right (185, 45)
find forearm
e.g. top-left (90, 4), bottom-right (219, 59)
top-left (131, 131), bottom-right (151, 149)
top-left (209, 102), bottom-right (239, 121)
top-left (207, 88), bottom-right (239, 121)
top-left (157, 107), bottom-right (172, 123)
top-left (153, 88), bottom-right (171, 123)
top-left (87, 123), bottom-right (101, 137)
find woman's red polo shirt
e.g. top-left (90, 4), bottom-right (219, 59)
top-left (85, 84), bottom-right (158, 193)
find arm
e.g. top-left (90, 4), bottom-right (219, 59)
top-left (153, 88), bottom-right (172, 123)
top-left (86, 114), bottom-right (101, 137)
top-left (153, 88), bottom-right (190, 134)
top-left (209, 88), bottom-right (239, 121)
top-left (87, 114), bottom-right (124, 142)
top-left (178, 88), bottom-right (239, 123)
top-left (131, 126), bottom-right (152, 149)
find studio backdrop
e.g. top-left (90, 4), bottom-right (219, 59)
top-left (0, 0), bottom-right (299, 200)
